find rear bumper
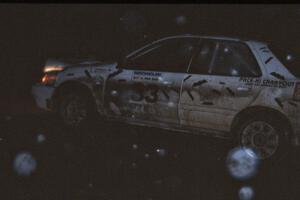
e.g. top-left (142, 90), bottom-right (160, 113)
top-left (31, 84), bottom-right (55, 111)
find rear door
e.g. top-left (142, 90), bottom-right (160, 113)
top-left (179, 39), bottom-right (263, 133)
top-left (104, 37), bottom-right (199, 126)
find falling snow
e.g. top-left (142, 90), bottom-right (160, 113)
top-left (13, 152), bottom-right (37, 177)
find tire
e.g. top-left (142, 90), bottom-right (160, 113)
top-left (235, 115), bottom-right (290, 161)
top-left (58, 90), bottom-right (95, 128)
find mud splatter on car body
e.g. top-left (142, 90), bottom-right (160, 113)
top-left (32, 35), bottom-right (300, 147)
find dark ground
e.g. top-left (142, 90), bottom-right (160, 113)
top-left (1, 4), bottom-right (300, 200)
top-left (0, 113), bottom-right (299, 200)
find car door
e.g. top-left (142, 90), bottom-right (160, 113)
top-left (179, 39), bottom-right (263, 133)
top-left (104, 37), bottom-right (199, 126)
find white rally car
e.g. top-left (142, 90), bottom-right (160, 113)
top-left (32, 35), bottom-right (300, 159)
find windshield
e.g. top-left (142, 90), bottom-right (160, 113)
top-left (269, 44), bottom-right (300, 78)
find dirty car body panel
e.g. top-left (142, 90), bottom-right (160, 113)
top-left (32, 35), bottom-right (300, 145)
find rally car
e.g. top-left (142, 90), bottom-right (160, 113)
top-left (32, 34), bottom-right (300, 159)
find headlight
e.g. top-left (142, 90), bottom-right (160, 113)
top-left (43, 65), bottom-right (64, 73)
top-left (40, 64), bottom-right (64, 86)
top-left (41, 73), bottom-right (58, 86)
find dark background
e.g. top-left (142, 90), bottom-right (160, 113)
top-left (1, 4), bottom-right (300, 114)
top-left (0, 5), bottom-right (300, 200)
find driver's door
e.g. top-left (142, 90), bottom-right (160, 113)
top-left (104, 37), bottom-right (199, 126)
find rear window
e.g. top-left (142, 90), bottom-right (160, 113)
top-left (269, 44), bottom-right (300, 78)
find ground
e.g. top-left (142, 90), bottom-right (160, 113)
top-left (0, 112), bottom-right (299, 200)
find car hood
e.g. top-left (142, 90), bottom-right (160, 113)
top-left (43, 58), bottom-right (111, 72)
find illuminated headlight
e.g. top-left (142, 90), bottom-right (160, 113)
top-left (43, 65), bottom-right (64, 73)
top-left (41, 73), bottom-right (58, 86)
top-left (40, 64), bottom-right (64, 86)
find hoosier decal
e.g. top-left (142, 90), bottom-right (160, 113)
top-left (132, 71), bottom-right (162, 81)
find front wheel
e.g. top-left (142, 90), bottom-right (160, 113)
top-left (235, 116), bottom-right (290, 160)
top-left (58, 91), bottom-right (95, 127)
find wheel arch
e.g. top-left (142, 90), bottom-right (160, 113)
top-left (52, 80), bottom-right (96, 112)
top-left (231, 106), bottom-right (293, 140)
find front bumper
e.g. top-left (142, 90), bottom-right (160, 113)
top-left (31, 84), bottom-right (55, 110)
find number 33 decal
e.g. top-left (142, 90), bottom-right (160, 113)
top-left (130, 83), bottom-right (159, 103)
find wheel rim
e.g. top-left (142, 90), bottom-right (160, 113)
top-left (62, 96), bottom-right (87, 125)
top-left (240, 121), bottom-right (279, 159)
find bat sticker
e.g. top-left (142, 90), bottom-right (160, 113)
top-left (226, 87), bottom-right (235, 96)
top-left (265, 57), bottom-right (273, 64)
top-left (184, 75), bottom-right (192, 82)
top-left (192, 80), bottom-right (207, 87)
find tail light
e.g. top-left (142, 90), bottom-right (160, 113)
top-left (293, 82), bottom-right (300, 101)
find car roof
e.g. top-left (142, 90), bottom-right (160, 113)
top-left (127, 34), bottom-right (266, 58)
top-left (156, 34), bottom-right (241, 42)
top-left (154, 34), bottom-right (269, 45)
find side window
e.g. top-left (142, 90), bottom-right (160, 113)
top-left (189, 39), bottom-right (216, 74)
top-left (211, 41), bottom-right (261, 77)
top-left (125, 38), bottom-right (198, 73)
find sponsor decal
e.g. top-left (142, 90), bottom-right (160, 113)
top-left (132, 71), bottom-right (161, 81)
top-left (133, 71), bottom-right (161, 76)
top-left (239, 77), bottom-right (261, 86)
top-left (261, 79), bottom-right (294, 88)
top-left (239, 77), bottom-right (295, 88)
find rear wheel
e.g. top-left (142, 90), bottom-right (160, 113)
top-left (235, 115), bottom-right (290, 160)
